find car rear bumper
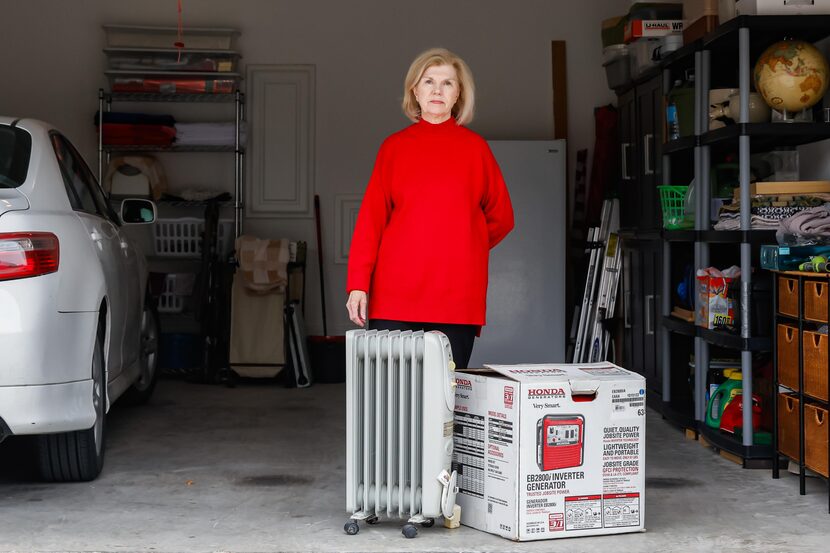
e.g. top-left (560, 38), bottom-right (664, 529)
top-left (0, 277), bottom-right (98, 385)
top-left (0, 380), bottom-right (96, 436)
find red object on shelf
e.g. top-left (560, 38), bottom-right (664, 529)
top-left (719, 393), bottom-right (762, 434)
top-left (100, 123), bottom-right (176, 146)
top-left (112, 78), bottom-right (235, 94)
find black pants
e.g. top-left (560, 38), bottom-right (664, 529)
top-left (368, 319), bottom-right (477, 369)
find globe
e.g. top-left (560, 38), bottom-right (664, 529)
top-left (753, 40), bottom-right (829, 113)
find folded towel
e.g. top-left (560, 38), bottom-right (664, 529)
top-left (175, 122), bottom-right (246, 146)
top-left (713, 214), bottom-right (780, 230)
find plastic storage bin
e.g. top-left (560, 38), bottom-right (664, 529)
top-left (629, 2), bottom-right (684, 20)
top-left (603, 44), bottom-right (631, 90)
top-left (159, 333), bottom-right (202, 370)
top-left (157, 273), bottom-right (196, 314)
top-left (629, 38), bottom-right (661, 77)
top-left (153, 217), bottom-right (233, 258)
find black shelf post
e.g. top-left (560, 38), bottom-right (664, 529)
top-left (773, 274), bottom-right (780, 479)
top-left (799, 275), bottom-right (806, 495)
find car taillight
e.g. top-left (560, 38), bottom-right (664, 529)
top-left (0, 233), bottom-right (60, 281)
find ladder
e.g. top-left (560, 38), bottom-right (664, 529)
top-left (571, 199), bottom-right (620, 363)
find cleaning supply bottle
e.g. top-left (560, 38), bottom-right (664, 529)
top-left (705, 369), bottom-right (744, 429)
top-left (666, 80), bottom-right (682, 140)
top-left (666, 77), bottom-right (695, 138)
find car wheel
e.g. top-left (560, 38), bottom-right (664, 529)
top-left (36, 323), bottom-right (106, 482)
top-left (122, 298), bottom-right (160, 405)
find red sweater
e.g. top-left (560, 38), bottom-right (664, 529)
top-left (346, 117), bottom-right (514, 326)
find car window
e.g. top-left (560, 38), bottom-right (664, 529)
top-left (51, 134), bottom-right (119, 224)
top-left (0, 125), bottom-right (32, 188)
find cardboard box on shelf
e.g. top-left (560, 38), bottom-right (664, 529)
top-left (683, 13), bottom-right (719, 43)
top-left (731, 181), bottom-right (830, 199)
top-left (695, 267), bottom-right (740, 330)
top-left (452, 363), bottom-right (646, 541)
top-left (736, 0), bottom-right (830, 15)
top-left (683, 0), bottom-right (719, 22)
top-left (624, 19), bottom-right (684, 42)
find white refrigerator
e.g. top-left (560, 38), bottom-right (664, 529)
top-left (468, 140), bottom-right (567, 366)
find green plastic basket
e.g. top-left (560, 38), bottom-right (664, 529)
top-left (657, 185), bottom-right (694, 230)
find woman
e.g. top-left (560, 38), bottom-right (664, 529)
top-left (345, 47), bottom-right (514, 368)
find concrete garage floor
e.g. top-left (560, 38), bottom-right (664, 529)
top-left (1, 379), bottom-right (829, 553)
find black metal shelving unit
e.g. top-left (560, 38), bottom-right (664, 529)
top-left (701, 123), bottom-right (830, 152)
top-left (103, 144), bottom-right (239, 153)
top-left (657, 16), bottom-right (830, 470)
top-left (663, 318), bottom-right (771, 349)
top-left (662, 230), bottom-right (696, 242)
top-left (97, 88), bottom-right (245, 238)
top-left (663, 316), bottom-right (696, 337)
top-left (698, 424), bottom-right (772, 468)
top-left (663, 135), bottom-right (697, 155)
top-left (698, 230), bottom-right (777, 244)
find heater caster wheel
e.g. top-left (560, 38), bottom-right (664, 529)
top-left (344, 521), bottom-right (360, 535)
top-left (402, 524), bottom-right (418, 539)
top-left (421, 518), bottom-right (435, 528)
top-left (366, 516), bottom-right (379, 525)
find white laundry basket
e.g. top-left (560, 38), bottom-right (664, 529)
top-left (153, 217), bottom-right (233, 258)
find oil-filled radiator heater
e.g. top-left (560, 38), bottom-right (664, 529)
top-left (345, 329), bottom-right (458, 539)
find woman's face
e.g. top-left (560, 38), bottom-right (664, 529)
top-left (413, 64), bottom-right (460, 124)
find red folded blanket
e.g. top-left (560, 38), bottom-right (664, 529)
top-left (101, 123), bottom-right (176, 146)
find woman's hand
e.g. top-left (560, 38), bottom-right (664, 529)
top-left (346, 290), bottom-right (368, 327)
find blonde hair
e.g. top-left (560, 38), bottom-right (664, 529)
top-left (402, 47), bottom-right (476, 125)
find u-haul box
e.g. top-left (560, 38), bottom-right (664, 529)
top-left (452, 362), bottom-right (646, 541)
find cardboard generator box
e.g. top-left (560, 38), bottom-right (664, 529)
top-left (452, 362), bottom-right (646, 541)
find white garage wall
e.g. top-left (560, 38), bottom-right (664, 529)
top-left (0, 0), bottom-right (627, 335)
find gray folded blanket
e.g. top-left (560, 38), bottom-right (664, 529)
top-left (780, 204), bottom-right (830, 235)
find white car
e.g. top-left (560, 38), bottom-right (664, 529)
top-left (0, 117), bottom-right (159, 481)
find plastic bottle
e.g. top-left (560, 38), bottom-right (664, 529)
top-left (705, 369), bottom-right (744, 429)
top-left (666, 79), bottom-right (682, 141)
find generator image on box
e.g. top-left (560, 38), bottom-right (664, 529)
top-left (536, 414), bottom-right (585, 470)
